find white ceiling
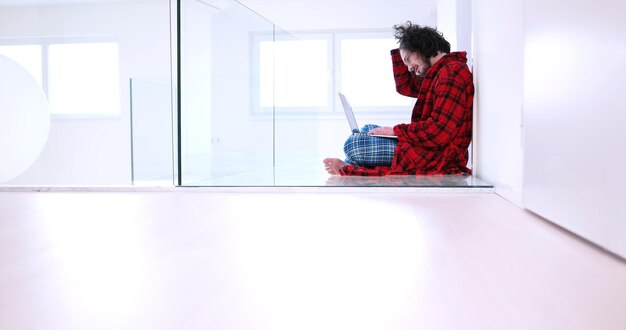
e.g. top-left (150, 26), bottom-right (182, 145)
top-left (0, 0), bottom-right (438, 31)
top-left (0, 0), bottom-right (152, 5)
top-left (237, 0), bottom-right (437, 31)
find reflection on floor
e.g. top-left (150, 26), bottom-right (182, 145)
top-left (323, 174), bottom-right (492, 188)
top-left (174, 156), bottom-right (493, 188)
top-left (2, 192), bottom-right (625, 329)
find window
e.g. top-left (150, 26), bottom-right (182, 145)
top-left (0, 45), bottom-right (43, 87)
top-left (253, 30), bottom-right (413, 116)
top-left (48, 42), bottom-right (120, 117)
top-left (255, 33), bottom-right (332, 113)
top-left (337, 36), bottom-right (412, 108)
top-left (260, 38), bottom-right (329, 108)
top-left (0, 40), bottom-right (120, 119)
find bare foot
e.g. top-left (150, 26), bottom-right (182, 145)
top-left (323, 158), bottom-right (348, 175)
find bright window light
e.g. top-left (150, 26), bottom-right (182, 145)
top-left (0, 45), bottom-right (43, 87)
top-left (340, 38), bottom-right (413, 107)
top-left (48, 42), bottom-right (120, 116)
top-left (260, 39), bottom-right (328, 108)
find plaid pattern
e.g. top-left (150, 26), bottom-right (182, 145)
top-left (343, 124), bottom-right (398, 167)
top-left (339, 50), bottom-right (474, 176)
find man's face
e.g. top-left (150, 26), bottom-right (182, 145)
top-left (400, 48), bottom-right (430, 76)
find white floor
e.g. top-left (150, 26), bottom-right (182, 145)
top-left (1, 190), bottom-right (625, 330)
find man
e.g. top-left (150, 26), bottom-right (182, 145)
top-left (324, 22), bottom-right (474, 176)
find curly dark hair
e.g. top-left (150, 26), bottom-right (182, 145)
top-left (393, 21), bottom-right (450, 59)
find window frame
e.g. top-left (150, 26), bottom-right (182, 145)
top-left (0, 36), bottom-right (121, 120)
top-left (250, 29), bottom-right (411, 119)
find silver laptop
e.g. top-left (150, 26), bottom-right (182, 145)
top-left (338, 92), bottom-right (398, 139)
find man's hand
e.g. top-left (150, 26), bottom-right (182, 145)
top-left (368, 126), bottom-right (395, 136)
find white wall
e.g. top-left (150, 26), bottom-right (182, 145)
top-left (474, 0), bottom-right (626, 258)
top-left (522, 0), bottom-right (626, 258)
top-left (436, 0), bottom-right (457, 50)
top-left (1, 1), bottom-right (171, 185)
top-left (208, 1), bottom-right (274, 156)
top-left (473, 0), bottom-right (525, 206)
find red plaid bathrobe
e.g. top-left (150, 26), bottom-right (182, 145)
top-left (339, 49), bottom-right (474, 176)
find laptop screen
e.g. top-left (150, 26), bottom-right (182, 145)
top-left (338, 93), bottom-right (360, 134)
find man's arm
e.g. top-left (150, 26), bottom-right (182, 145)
top-left (391, 48), bottom-right (422, 97)
top-left (394, 66), bottom-right (472, 149)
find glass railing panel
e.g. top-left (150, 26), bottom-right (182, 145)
top-left (270, 29), bottom-right (329, 186)
top-left (0, 0), bottom-right (172, 187)
top-left (178, 0), bottom-right (275, 186)
top-left (177, 0), bottom-right (492, 188)
top-left (130, 78), bottom-right (174, 186)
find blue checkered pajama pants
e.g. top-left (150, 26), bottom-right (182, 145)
top-left (343, 124), bottom-right (398, 167)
